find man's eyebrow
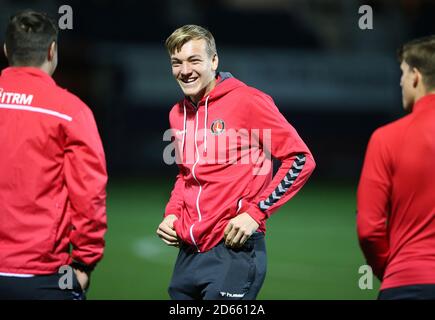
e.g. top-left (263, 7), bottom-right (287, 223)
top-left (188, 55), bottom-right (202, 59)
top-left (171, 55), bottom-right (202, 61)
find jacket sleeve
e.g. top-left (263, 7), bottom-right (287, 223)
top-left (356, 129), bottom-right (391, 280)
top-left (164, 171), bottom-right (184, 218)
top-left (64, 105), bottom-right (108, 270)
top-left (164, 109), bottom-right (185, 218)
top-left (240, 92), bottom-right (316, 225)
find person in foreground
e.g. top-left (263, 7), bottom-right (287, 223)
top-left (0, 10), bottom-right (108, 299)
top-left (357, 35), bottom-right (435, 300)
top-left (157, 24), bottom-right (316, 300)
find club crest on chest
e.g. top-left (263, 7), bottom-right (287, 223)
top-left (210, 119), bottom-right (225, 135)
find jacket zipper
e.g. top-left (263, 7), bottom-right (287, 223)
top-left (190, 109), bottom-right (202, 252)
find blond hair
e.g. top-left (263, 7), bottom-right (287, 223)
top-left (165, 24), bottom-right (217, 57)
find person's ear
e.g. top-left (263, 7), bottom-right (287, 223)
top-left (48, 41), bottom-right (56, 61)
top-left (212, 54), bottom-right (219, 72)
top-left (412, 67), bottom-right (421, 88)
top-left (3, 43), bottom-right (8, 59)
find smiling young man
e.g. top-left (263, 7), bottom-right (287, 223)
top-left (357, 35), bottom-right (435, 299)
top-left (157, 25), bottom-right (316, 300)
top-left (0, 10), bottom-right (107, 299)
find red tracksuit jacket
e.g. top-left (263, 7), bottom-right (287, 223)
top-left (0, 67), bottom-right (107, 274)
top-left (357, 94), bottom-right (435, 290)
top-left (165, 73), bottom-right (315, 252)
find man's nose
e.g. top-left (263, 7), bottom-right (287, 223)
top-left (181, 62), bottom-right (192, 75)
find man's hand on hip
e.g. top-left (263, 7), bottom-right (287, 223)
top-left (157, 214), bottom-right (180, 247)
top-left (73, 268), bottom-right (90, 291)
top-left (224, 212), bottom-right (259, 248)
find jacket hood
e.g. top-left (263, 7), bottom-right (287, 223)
top-left (183, 72), bottom-right (246, 109)
top-left (177, 72), bottom-right (247, 166)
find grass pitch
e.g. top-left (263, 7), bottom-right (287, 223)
top-left (87, 178), bottom-right (380, 300)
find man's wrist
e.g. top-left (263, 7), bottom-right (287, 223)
top-left (243, 203), bottom-right (267, 226)
top-left (164, 212), bottom-right (179, 219)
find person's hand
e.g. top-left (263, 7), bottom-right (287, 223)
top-left (156, 214), bottom-right (180, 247)
top-left (73, 268), bottom-right (90, 291)
top-left (224, 212), bottom-right (259, 248)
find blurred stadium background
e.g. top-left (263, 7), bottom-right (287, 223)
top-left (1, 0), bottom-right (434, 299)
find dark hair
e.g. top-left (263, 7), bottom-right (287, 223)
top-left (398, 35), bottom-right (435, 90)
top-left (5, 10), bottom-right (58, 66)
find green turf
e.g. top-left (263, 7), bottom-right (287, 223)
top-left (87, 178), bottom-right (380, 300)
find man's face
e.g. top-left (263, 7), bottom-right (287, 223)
top-left (400, 61), bottom-right (417, 112)
top-left (170, 39), bottom-right (218, 103)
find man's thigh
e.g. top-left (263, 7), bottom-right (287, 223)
top-left (202, 233), bottom-right (267, 300)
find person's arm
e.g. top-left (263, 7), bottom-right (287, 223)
top-left (164, 109), bottom-right (186, 220)
top-left (64, 105), bottom-right (107, 278)
top-left (157, 172), bottom-right (184, 247)
top-left (158, 110), bottom-right (186, 247)
top-left (357, 130), bottom-right (391, 280)
top-left (225, 92), bottom-right (315, 247)
top-left (164, 172), bottom-right (184, 219)
top-left (242, 93), bottom-right (315, 222)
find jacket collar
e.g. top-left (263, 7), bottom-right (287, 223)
top-left (1, 66), bottom-right (56, 86)
top-left (413, 93), bottom-right (435, 113)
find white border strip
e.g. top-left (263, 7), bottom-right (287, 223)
top-left (0, 103), bottom-right (72, 122)
top-left (0, 272), bottom-right (35, 278)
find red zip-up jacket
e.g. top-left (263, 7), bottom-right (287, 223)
top-left (357, 94), bottom-right (435, 290)
top-left (165, 73), bottom-right (315, 252)
top-left (0, 67), bottom-right (107, 275)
